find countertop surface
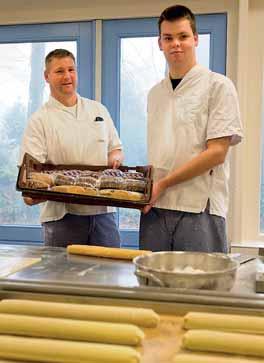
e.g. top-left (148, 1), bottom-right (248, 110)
top-left (1, 244), bottom-right (138, 287)
top-left (0, 244), bottom-right (263, 363)
top-left (0, 244), bottom-right (263, 309)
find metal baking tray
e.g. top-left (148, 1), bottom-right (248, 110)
top-left (16, 153), bottom-right (153, 209)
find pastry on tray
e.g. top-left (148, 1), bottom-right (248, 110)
top-left (99, 189), bottom-right (144, 201)
top-left (51, 185), bottom-right (98, 196)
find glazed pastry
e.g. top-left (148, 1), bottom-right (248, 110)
top-left (99, 176), bottom-right (125, 189)
top-left (75, 176), bottom-right (98, 188)
top-left (54, 174), bottom-right (76, 186)
top-left (61, 169), bottom-right (81, 178)
top-left (99, 189), bottom-right (144, 201)
top-left (86, 171), bottom-right (101, 179)
top-left (26, 179), bottom-right (49, 189)
top-left (78, 187), bottom-right (98, 196)
top-left (29, 172), bottom-right (55, 186)
top-left (125, 179), bottom-right (147, 192)
top-left (51, 185), bottom-right (86, 194)
top-left (123, 171), bottom-right (145, 180)
top-left (102, 169), bottom-right (124, 177)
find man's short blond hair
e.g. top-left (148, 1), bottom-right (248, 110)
top-left (45, 49), bottom-right (75, 69)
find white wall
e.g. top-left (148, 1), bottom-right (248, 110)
top-left (238, 0), bottom-right (264, 242)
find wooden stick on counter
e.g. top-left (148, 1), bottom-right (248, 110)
top-left (67, 244), bottom-right (151, 260)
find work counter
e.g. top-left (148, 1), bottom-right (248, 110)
top-left (0, 244), bottom-right (264, 363)
top-left (0, 243), bottom-right (263, 313)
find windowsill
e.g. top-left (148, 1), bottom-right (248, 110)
top-left (231, 241), bottom-right (264, 256)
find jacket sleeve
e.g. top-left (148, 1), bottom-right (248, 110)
top-left (19, 111), bottom-right (48, 166)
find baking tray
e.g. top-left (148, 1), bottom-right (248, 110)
top-left (16, 153), bottom-right (153, 209)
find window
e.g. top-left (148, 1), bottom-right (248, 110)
top-left (0, 22), bottom-right (94, 243)
top-left (102, 15), bottom-right (227, 247)
top-left (0, 14), bottom-right (227, 245)
top-left (1, 41), bottom-right (76, 227)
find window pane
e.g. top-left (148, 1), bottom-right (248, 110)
top-left (0, 41), bottom-right (76, 225)
top-left (196, 34), bottom-right (210, 69)
top-left (119, 34), bottom-right (210, 230)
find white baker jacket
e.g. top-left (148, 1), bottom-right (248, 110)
top-left (147, 64), bottom-right (243, 218)
top-left (20, 95), bottom-right (122, 223)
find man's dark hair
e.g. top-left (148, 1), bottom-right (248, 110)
top-left (45, 49), bottom-right (75, 68)
top-left (158, 5), bottom-right (197, 35)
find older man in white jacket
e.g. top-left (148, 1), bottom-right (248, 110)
top-left (20, 49), bottom-right (124, 247)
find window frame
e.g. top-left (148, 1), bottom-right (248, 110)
top-left (102, 14), bottom-right (227, 247)
top-left (0, 14), bottom-right (228, 245)
top-left (0, 21), bottom-right (95, 244)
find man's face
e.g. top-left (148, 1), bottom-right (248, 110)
top-left (44, 56), bottom-right (77, 99)
top-left (158, 18), bottom-right (198, 69)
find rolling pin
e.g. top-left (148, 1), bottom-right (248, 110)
top-left (67, 244), bottom-right (151, 260)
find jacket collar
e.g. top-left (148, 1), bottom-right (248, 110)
top-left (164, 64), bottom-right (208, 94)
top-left (48, 94), bottom-right (80, 110)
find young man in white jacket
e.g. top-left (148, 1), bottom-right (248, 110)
top-left (140, 5), bottom-right (243, 253)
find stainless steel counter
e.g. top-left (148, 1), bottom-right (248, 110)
top-left (0, 244), bottom-right (264, 312)
top-left (1, 244), bottom-right (137, 287)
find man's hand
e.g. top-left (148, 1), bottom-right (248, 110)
top-left (143, 180), bottom-right (167, 214)
top-left (23, 197), bottom-right (46, 206)
top-left (108, 149), bottom-right (124, 169)
top-left (112, 158), bottom-right (122, 169)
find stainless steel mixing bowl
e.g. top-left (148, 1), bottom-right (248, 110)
top-left (133, 251), bottom-right (239, 290)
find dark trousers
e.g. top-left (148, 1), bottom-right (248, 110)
top-left (43, 213), bottom-right (121, 248)
top-left (139, 207), bottom-right (227, 253)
